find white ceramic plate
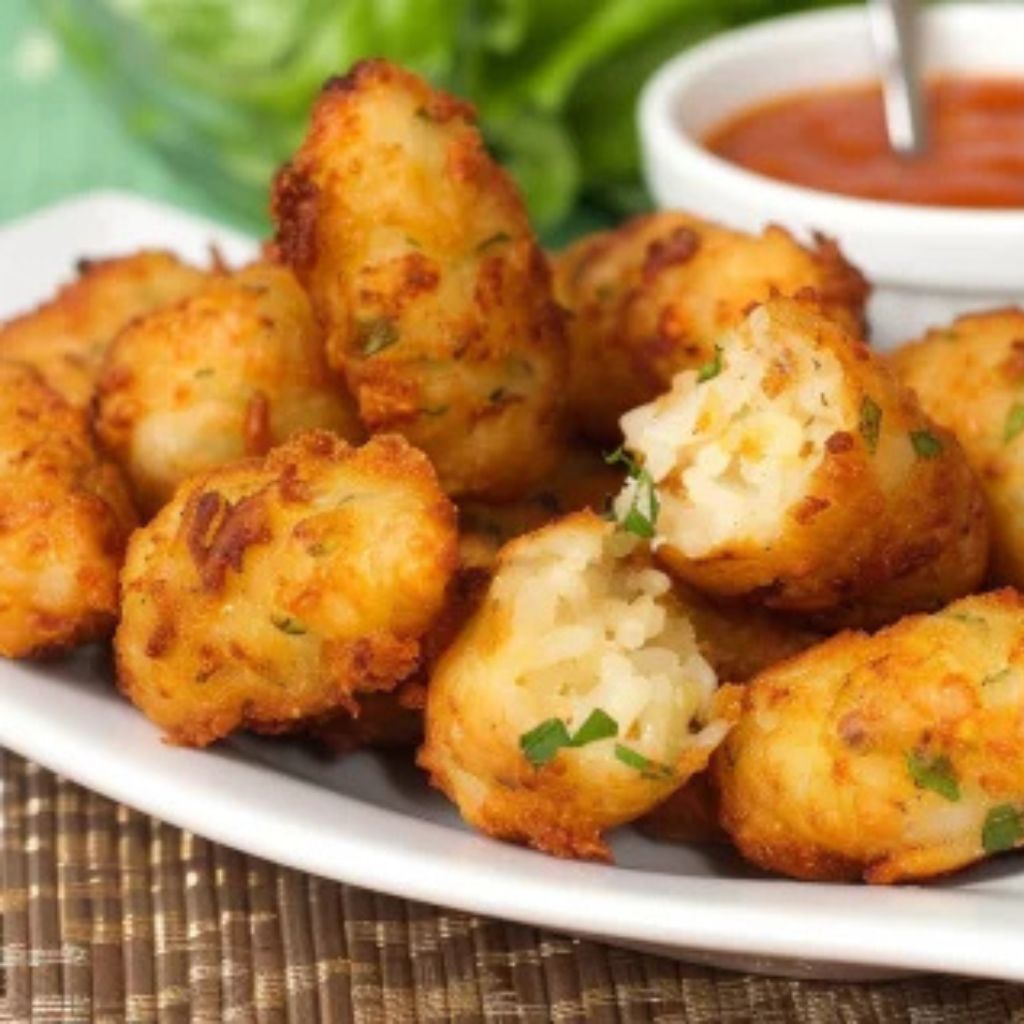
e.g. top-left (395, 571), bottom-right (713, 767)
top-left (3, 192), bottom-right (1024, 984)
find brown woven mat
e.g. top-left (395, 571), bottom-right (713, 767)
top-left (0, 750), bottom-right (1021, 1023)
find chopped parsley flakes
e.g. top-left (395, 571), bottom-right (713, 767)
top-left (271, 614), bottom-right (307, 636)
top-left (571, 708), bottom-right (618, 746)
top-left (477, 231), bottom-right (511, 252)
top-left (909, 429), bottom-right (943, 459)
top-left (519, 719), bottom-right (571, 766)
top-left (906, 751), bottom-right (960, 802)
top-left (358, 317), bottom-right (399, 356)
top-left (613, 744), bottom-right (674, 780)
top-left (1005, 403), bottom-right (1024, 444)
top-left (982, 667), bottom-right (1014, 687)
top-left (605, 447), bottom-right (660, 539)
top-left (859, 396), bottom-right (882, 454)
top-left (519, 708), bottom-right (620, 767)
top-left (982, 804), bottom-right (1024, 854)
top-left (696, 345), bottom-right (724, 384)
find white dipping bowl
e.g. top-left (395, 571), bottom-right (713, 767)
top-left (639, 3), bottom-right (1024, 348)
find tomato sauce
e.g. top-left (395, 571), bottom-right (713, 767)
top-left (704, 78), bottom-right (1024, 208)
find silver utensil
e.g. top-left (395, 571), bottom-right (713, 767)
top-left (868, 0), bottom-right (928, 155)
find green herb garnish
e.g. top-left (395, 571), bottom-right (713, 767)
top-left (308, 539), bottom-right (337, 558)
top-left (520, 709), bottom-right (621, 767)
top-left (620, 505), bottom-right (655, 539)
top-left (910, 430), bottom-right (943, 459)
top-left (696, 345), bottom-right (723, 384)
top-left (358, 318), bottom-right (399, 357)
top-left (1005, 404), bottom-right (1024, 444)
top-left (982, 667), bottom-right (1014, 687)
top-left (859, 396), bottom-right (882, 454)
top-left (194, 367), bottom-right (215, 379)
top-left (983, 804), bottom-right (1024, 853)
top-left (906, 751), bottom-right (960, 802)
top-left (570, 708), bottom-right (619, 747)
top-left (271, 614), bottom-right (306, 636)
top-left (614, 744), bottom-right (674, 780)
top-left (605, 447), bottom-right (660, 539)
top-left (519, 718), bottom-right (571, 766)
top-left (477, 231), bottom-right (511, 253)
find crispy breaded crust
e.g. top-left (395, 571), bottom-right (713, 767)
top-left (717, 589), bottom-right (1024, 883)
top-left (0, 361), bottom-right (137, 657)
top-left (272, 59), bottom-right (568, 499)
top-left (96, 261), bottom-right (362, 516)
top-left (0, 251), bottom-right (205, 407)
top-left (116, 431), bottom-right (458, 745)
top-left (891, 308), bottom-right (1024, 588)
top-left (553, 212), bottom-right (869, 441)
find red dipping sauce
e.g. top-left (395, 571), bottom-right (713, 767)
top-left (705, 77), bottom-right (1024, 208)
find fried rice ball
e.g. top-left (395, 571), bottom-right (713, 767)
top-left (116, 431), bottom-right (458, 746)
top-left (419, 511), bottom-right (740, 860)
top-left (272, 59), bottom-right (567, 500)
top-left (552, 212), bottom-right (868, 441)
top-left (96, 261), bottom-right (362, 517)
top-left (616, 297), bottom-right (989, 627)
top-left (0, 361), bottom-right (137, 657)
top-left (717, 589), bottom-right (1024, 883)
top-left (891, 309), bottom-right (1024, 588)
top-left (0, 251), bottom-right (206, 408)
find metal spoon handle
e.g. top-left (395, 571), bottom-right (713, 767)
top-left (868, 0), bottom-right (928, 155)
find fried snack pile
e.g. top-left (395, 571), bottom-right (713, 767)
top-left (0, 251), bottom-right (206, 407)
top-left (116, 432), bottom-right (457, 745)
top-left (891, 310), bottom-right (1024, 588)
top-left (0, 361), bottom-right (137, 656)
top-left (718, 590), bottom-right (1024, 883)
top-left (420, 511), bottom-right (739, 860)
top-left (96, 261), bottom-right (363, 516)
top-left (553, 212), bottom-right (868, 441)
top-left (10, 56), bottom-right (1024, 888)
top-left (617, 296), bottom-right (988, 626)
top-left (272, 59), bottom-right (567, 500)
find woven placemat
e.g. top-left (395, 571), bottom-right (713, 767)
top-left (1, 751), bottom-right (1023, 1022)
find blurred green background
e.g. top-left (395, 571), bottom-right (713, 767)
top-left (3, 0), bottom-right (840, 242)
